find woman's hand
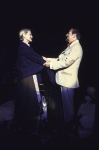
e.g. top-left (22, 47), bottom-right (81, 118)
top-left (43, 61), bottom-right (50, 67)
top-left (42, 56), bottom-right (47, 61)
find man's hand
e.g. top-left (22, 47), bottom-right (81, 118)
top-left (43, 61), bottom-right (50, 67)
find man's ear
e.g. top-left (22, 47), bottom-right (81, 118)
top-left (73, 34), bottom-right (76, 38)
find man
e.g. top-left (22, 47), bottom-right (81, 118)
top-left (43, 28), bottom-right (83, 127)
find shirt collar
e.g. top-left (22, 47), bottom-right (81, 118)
top-left (68, 40), bottom-right (79, 47)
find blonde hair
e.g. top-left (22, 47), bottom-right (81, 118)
top-left (19, 29), bottom-right (31, 41)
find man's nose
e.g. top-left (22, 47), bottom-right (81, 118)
top-left (66, 34), bottom-right (68, 36)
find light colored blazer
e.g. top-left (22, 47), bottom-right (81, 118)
top-left (48, 40), bottom-right (83, 88)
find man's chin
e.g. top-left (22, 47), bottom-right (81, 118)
top-left (66, 38), bottom-right (68, 41)
top-left (66, 39), bottom-right (69, 43)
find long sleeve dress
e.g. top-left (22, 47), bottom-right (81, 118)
top-left (15, 41), bottom-right (46, 124)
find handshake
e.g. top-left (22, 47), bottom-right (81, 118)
top-left (42, 56), bottom-right (50, 67)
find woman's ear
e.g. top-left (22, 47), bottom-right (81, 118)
top-left (23, 33), bottom-right (25, 38)
top-left (23, 33), bottom-right (26, 40)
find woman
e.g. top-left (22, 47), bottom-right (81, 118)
top-left (15, 29), bottom-right (46, 130)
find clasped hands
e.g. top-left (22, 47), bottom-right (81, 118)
top-left (42, 56), bottom-right (50, 67)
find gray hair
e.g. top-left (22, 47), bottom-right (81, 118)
top-left (19, 29), bottom-right (31, 41)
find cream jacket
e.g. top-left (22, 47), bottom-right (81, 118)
top-left (48, 40), bottom-right (83, 88)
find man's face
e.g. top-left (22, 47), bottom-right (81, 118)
top-left (23, 31), bottom-right (33, 42)
top-left (66, 29), bottom-right (74, 43)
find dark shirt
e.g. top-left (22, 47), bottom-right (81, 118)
top-left (16, 41), bottom-right (46, 80)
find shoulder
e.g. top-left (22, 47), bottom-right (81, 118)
top-left (71, 41), bottom-right (82, 52)
top-left (19, 41), bottom-right (29, 48)
top-left (18, 41), bottom-right (30, 51)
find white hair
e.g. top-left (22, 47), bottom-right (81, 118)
top-left (19, 29), bottom-right (31, 41)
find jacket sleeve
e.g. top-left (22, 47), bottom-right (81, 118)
top-left (19, 46), bottom-right (46, 65)
top-left (48, 58), bottom-right (58, 61)
top-left (50, 45), bottom-right (82, 70)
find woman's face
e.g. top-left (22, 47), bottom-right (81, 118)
top-left (23, 31), bottom-right (33, 43)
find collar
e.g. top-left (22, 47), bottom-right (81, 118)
top-left (68, 42), bottom-right (73, 47)
top-left (22, 41), bottom-right (30, 47)
top-left (68, 40), bottom-right (79, 47)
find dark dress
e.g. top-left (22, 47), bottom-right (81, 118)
top-left (15, 41), bottom-right (46, 125)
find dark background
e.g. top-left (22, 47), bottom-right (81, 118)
top-left (0, 0), bottom-right (98, 148)
top-left (0, 0), bottom-right (98, 88)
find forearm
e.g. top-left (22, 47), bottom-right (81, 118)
top-left (47, 58), bottom-right (57, 61)
top-left (50, 60), bottom-right (75, 70)
top-left (23, 51), bottom-right (46, 65)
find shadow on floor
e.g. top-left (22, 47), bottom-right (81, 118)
top-left (0, 118), bottom-right (97, 150)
